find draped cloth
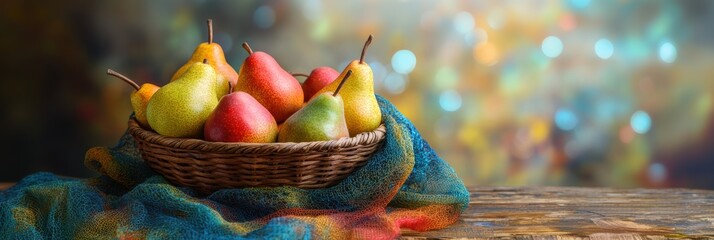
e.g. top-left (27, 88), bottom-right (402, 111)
top-left (0, 96), bottom-right (469, 239)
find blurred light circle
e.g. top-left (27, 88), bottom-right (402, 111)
top-left (570, 0), bottom-right (591, 9)
top-left (554, 108), bottom-right (578, 131)
top-left (369, 60), bottom-right (387, 91)
top-left (301, 0), bottom-right (323, 22)
top-left (619, 126), bottom-right (635, 143)
top-left (384, 72), bottom-right (406, 94)
top-left (253, 5), bottom-right (276, 29)
top-left (464, 28), bottom-right (488, 47)
top-left (434, 66), bottom-right (459, 89)
top-left (648, 163), bottom-right (667, 183)
top-left (439, 90), bottom-right (462, 112)
top-left (214, 32), bottom-right (233, 52)
top-left (595, 38), bottom-right (614, 59)
top-left (624, 37), bottom-right (651, 63)
top-left (453, 11), bottom-right (475, 34)
top-left (310, 18), bottom-right (330, 41)
top-left (542, 36), bottom-right (563, 58)
top-left (487, 11), bottom-right (504, 29)
top-left (630, 110), bottom-right (652, 134)
top-left (391, 50), bottom-right (417, 74)
top-left (464, 32), bottom-right (476, 46)
top-left (659, 42), bottom-right (677, 63)
top-left (530, 119), bottom-right (550, 143)
top-left (559, 14), bottom-right (577, 31)
top-left (473, 42), bottom-right (499, 66)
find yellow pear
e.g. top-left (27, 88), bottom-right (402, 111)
top-left (313, 35), bottom-right (381, 136)
top-left (106, 69), bottom-right (160, 130)
top-left (171, 19), bottom-right (237, 96)
top-left (147, 60), bottom-right (220, 138)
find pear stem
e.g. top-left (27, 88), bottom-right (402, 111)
top-left (207, 19), bottom-right (213, 44)
top-left (107, 69), bottom-right (140, 91)
top-left (360, 35), bottom-right (373, 64)
top-left (291, 73), bottom-right (309, 78)
top-left (242, 42), bottom-right (254, 55)
top-left (333, 70), bottom-right (352, 97)
top-left (203, 59), bottom-right (208, 64)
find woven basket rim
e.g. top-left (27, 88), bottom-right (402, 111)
top-left (128, 118), bottom-right (386, 153)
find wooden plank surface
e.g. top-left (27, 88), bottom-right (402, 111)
top-left (2, 184), bottom-right (713, 238)
top-left (402, 187), bottom-right (714, 239)
top-left (0, 182), bottom-right (13, 190)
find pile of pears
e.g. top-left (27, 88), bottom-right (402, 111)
top-left (109, 20), bottom-right (382, 143)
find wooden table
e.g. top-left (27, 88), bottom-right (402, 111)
top-left (2, 184), bottom-right (713, 238)
top-left (402, 187), bottom-right (714, 239)
top-left (0, 182), bottom-right (13, 191)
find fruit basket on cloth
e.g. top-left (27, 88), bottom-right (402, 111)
top-left (112, 20), bottom-right (388, 193)
top-left (128, 119), bottom-right (386, 193)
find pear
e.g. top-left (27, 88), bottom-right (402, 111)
top-left (234, 43), bottom-right (304, 123)
top-left (204, 91), bottom-right (278, 143)
top-left (171, 19), bottom-right (237, 96)
top-left (147, 60), bottom-right (219, 138)
top-left (106, 69), bottom-right (160, 130)
top-left (292, 66), bottom-right (340, 102)
top-left (278, 70), bottom-right (352, 142)
top-left (313, 35), bottom-right (381, 136)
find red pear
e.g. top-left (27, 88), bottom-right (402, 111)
top-left (204, 91), bottom-right (278, 143)
top-left (234, 43), bottom-right (303, 123)
top-left (293, 67), bottom-right (340, 102)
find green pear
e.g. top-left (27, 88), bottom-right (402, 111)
top-left (147, 60), bottom-right (219, 138)
top-left (313, 35), bottom-right (381, 136)
top-left (278, 70), bottom-right (352, 142)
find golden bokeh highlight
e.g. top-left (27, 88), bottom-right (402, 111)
top-left (473, 42), bottom-right (499, 66)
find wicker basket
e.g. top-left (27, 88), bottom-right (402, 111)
top-left (127, 118), bottom-right (386, 193)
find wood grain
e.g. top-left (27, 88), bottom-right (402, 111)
top-left (0, 182), bottom-right (13, 190)
top-left (402, 187), bottom-right (714, 239)
top-left (2, 184), bottom-right (712, 238)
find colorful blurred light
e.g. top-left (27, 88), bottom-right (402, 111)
top-left (487, 11), bottom-right (505, 29)
top-left (555, 108), bottom-right (578, 131)
top-left (648, 163), bottom-right (667, 183)
top-left (474, 42), bottom-right (499, 66)
top-left (570, 0), bottom-right (591, 9)
top-left (439, 90), bottom-right (462, 112)
top-left (453, 11), bottom-right (475, 35)
top-left (659, 42), bottom-right (677, 63)
top-left (434, 66), bottom-right (459, 90)
top-left (391, 50), bottom-right (417, 74)
top-left (619, 126), bottom-right (635, 143)
top-left (310, 19), bottom-right (330, 41)
top-left (595, 38), bottom-right (614, 59)
top-left (630, 111), bottom-right (652, 134)
top-left (301, 0), bottom-right (323, 22)
top-left (253, 5), bottom-right (276, 29)
top-left (465, 28), bottom-right (487, 47)
top-left (530, 119), bottom-right (550, 143)
top-left (384, 72), bottom-right (406, 94)
top-left (369, 60), bottom-right (387, 91)
top-left (559, 14), bottom-right (577, 31)
top-left (542, 36), bottom-right (563, 58)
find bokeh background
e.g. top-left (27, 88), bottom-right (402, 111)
top-left (1, 0), bottom-right (713, 189)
